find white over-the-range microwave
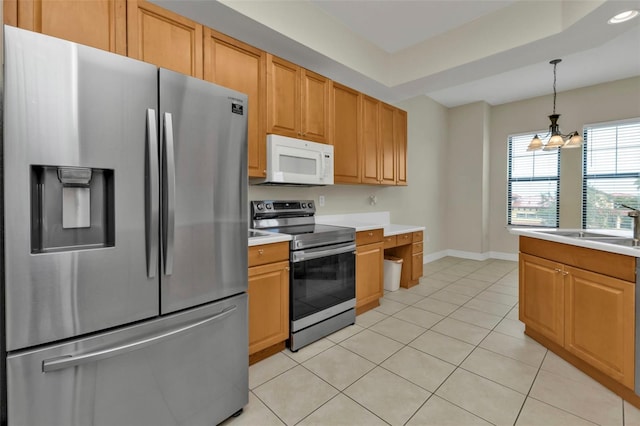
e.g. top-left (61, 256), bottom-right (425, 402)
top-left (252, 134), bottom-right (334, 186)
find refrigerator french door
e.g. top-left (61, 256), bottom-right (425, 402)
top-left (2, 26), bottom-right (248, 425)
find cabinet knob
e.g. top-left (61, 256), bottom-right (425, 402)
top-left (285, 266), bottom-right (290, 271)
top-left (258, 249), bottom-right (264, 255)
top-left (368, 232), bottom-right (373, 236)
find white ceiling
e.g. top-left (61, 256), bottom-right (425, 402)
top-left (309, 0), bottom-right (520, 53)
top-left (157, 0), bottom-right (640, 108)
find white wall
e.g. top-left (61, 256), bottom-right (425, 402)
top-left (249, 95), bottom-right (450, 255)
top-left (446, 102), bottom-right (491, 256)
top-left (489, 76), bottom-right (640, 255)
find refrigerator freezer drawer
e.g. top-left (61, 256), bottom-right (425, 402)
top-left (6, 293), bottom-right (248, 426)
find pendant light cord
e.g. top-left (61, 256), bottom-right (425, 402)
top-left (552, 61), bottom-right (557, 115)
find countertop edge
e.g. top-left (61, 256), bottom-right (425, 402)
top-left (248, 234), bottom-right (292, 247)
top-left (509, 228), bottom-right (640, 258)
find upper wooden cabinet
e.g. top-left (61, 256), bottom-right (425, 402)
top-left (4, 0), bottom-right (126, 54)
top-left (380, 102), bottom-right (396, 185)
top-left (361, 96), bottom-right (407, 185)
top-left (361, 95), bottom-right (381, 184)
top-left (331, 83), bottom-right (361, 184)
top-left (204, 28), bottom-right (266, 178)
top-left (395, 108), bottom-right (408, 186)
top-left (266, 54), bottom-right (331, 144)
top-left (127, 0), bottom-right (203, 78)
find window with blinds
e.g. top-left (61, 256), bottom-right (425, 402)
top-left (507, 132), bottom-right (560, 227)
top-left (582, 119), bottom-right (640, 229)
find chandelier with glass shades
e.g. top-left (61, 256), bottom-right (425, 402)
top-left (527, 59), bottom-right (582, 151)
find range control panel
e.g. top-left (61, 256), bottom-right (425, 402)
top-left (251, 200), bottom-right (315, 219)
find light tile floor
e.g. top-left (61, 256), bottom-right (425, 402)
top-left (223, 256), bottom-right (640, 426)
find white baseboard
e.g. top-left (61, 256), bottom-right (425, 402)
top-left (423, 250), bottom-right (518, 264)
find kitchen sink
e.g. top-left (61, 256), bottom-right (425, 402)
top-left (581, 236), bottom-right (640, 248)
top-left (537, 230), bottom-right (615, 238)
top-left (536, 230), bottom-right (640, 248)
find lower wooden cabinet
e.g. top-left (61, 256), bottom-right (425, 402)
top-left (519, 253), bottom-right (565, 345)
top-left (248, 242), bottom-right (289, 363)
top-left (519, 239), bottom-right (636, 389)
top-left (564, 265), bottom-right (634, 388)
top-left (355, 230), bottom-right (384, 315)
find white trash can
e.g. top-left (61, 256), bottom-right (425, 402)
top-left (383, 256), bottom-right (403, 292)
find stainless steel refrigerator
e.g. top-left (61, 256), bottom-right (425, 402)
top-left (1, 26), bottom-right (248, 425)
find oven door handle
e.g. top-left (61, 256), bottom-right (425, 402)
top-left (291, 243), bottom-right (356, 263)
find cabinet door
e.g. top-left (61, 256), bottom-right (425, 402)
top-left (411, 242), bottom-right (423, 281)
top-left (519, 253), bottom-right (565, 345)
top-left (379, 102), bottom-right (396, 185)
top-left (7, 0), bottom-right (126, 54)
top-left (266, 54), bottom-right (300, 138)
top-left (248, 260), bottom-right (290, 355)
top-left (356, 242), bottom-right (384, 309)
top-left (204, 29), bottom-right (266, 178)
top-left (361, 95), bottom-right (380, 184)
top-left (564, 266), bottom-right (635, 388)
top-left (300, 69), bottom-right (330, 143)
top-left (331, 83), bottom-right (361, 183)
top-left (127, 0), bottom-right (203, 78)
top-left (395, 108), bottom-right (408, 185)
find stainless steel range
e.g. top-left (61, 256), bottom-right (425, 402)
top-left (251, 200), bottom-right (356, 351)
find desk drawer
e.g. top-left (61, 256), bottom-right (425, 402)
top-left (383, 235), bottom-right (397, 249)
top-left (413, 231), bottom-right (423, 242)
top-left (412, 242), bottom-right (423, 254)
top-left (356, 229), bottom-right (384, 246)
top-left (249, 242), bottom-right (289, 267)
top-left (396, 233), bottom-right (413, 245)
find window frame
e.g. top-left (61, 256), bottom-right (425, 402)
top-left (581, 118), bottom-right (640, 230)
top-left (507, 131), bottom-right (561, 228)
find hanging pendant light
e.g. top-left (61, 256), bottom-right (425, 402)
top-left (527, 59), bottom-right (582, 151)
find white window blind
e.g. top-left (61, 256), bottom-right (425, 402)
top-left (583, 120), bottom-right (640, 229)
top-left (507, 132), bottom-right (560, 227)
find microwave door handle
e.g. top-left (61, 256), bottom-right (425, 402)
top-left (162, 112), bottom-right (176, 276)
top-left (146, 109), bottom-right (159, 278)
top-left (320, 153), bottom-right (325, 178)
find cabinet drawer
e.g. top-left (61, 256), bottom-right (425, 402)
top-left (383, 235), bottom-right (397, 249)
top-left (396, 232), bottom-right (413, 245)
top-left (412, 242), bottom-right (423, 254)
top-left (356, 229), bottom-right (383, 246)
top-left (413, 231), bottom-right (423, 242)
top-left (248, 242), bottom-right (289, 267)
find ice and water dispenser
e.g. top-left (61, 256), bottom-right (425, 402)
top-left (31, 165), bottom-right (115, 253)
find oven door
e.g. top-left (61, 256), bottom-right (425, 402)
top-left (290, 242), bottom-right (356, 329)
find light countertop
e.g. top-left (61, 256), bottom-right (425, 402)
top-left (316, 213), bottom-right (425, 235)
top-left (510, 228), bottom-right (640, 258)
top-left (248, 230), bottom-right (291, 247)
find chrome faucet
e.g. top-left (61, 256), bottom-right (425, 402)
top-left (621, 204), bottom-right (640, 243)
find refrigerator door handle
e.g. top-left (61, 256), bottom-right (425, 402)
top-left (162, 112), bottom-right (176, 276)
top-left (146, 109), bottom-right (160, 278)
top-left (41, 305), bottom-right (237, 373)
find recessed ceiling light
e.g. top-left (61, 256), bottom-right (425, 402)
top-left (608, 10), bottom-right (639, 24)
